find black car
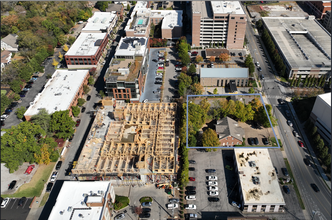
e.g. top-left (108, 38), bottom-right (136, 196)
top-left (283, 185), bottom-right (290, 194)
top-left (205, 169), bottom-right (216, 173)
top-left (142, 208), bottom-right (151, 212)
top-left (8, 180), bottom-right (17, 190)
top-left (188, 160), bottom-right (196, 164)
top-left (274, 166), bottom-right (278, 175)
top-left (304, 158), bottom-right (311, 166)
top-left (189, 167), bottom-right (195, 171)
top-left (87, 95), bottom-right (91, 101)
top-left (10, 102), bottom-right (18, 108)
top-left (285, 110), bottom-right (291, 118)
top-left (186, 186), bottom-right (196, 191)
top-left (139, 212), bottom-right (150, 218)
top-left (311, 183), bottom-right (320, 192)
top-left (208, 197), bottom-right (220, 202)
top-left (277, 99), bottom-right (283, 105)
top-left (185, 191), bottom-right (196, 195)
top-left (154, 81), bottom-right (162, 84)
top-left (248, 138), bottom-right (254, 145)
top-left (46, 182), bottom-right (54, 192)
top-left (81, 107), bottom-right (86, 113)
top-left (262, 138), bottom-right (269, 145)
top-left (152, 59), bottom-right (158, 62)
top-left (253, 137), bottom-right (259, 145)
top-left (18, 197), bottom-right (27, 206)
top-left (281, 168), bottom-right (289, 176)
top-left (258, 67), bottom-right (262, 72)
top-left (25, 84), bottom-right (32, 89)
top-left (56, 161), bottom-right (62, 170)
top-left (69, 135), bottom-right (74, 142)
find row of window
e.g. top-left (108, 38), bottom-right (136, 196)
top-left (222, 142), bottom-right (239, 146)
top-left (214, 16), bottom-right (245, 20)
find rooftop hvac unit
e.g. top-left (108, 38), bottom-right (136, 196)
top-left (60, 211), bottom-right (64, 215)
top-left (67, 206), bottom-right (72, 212)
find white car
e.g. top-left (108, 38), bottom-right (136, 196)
top-left (185, 204), bottom-right (196, 209)
top-left (256, 62), bottom-right (260, 67)
top-left (158, 53), bottom-right (164, 57)
top-left (208, 176), bottom-right (218, 181)
top-left (208, 181), bottom-right (218, 186)
top-left (166, 203), bottom-right (179, 209)
top-left (185, 195), bottom-right (196, 200)
top-left (143, 99), bottom-right (148, 103)
top-left (50, 171), bottom-right (58, 182)
top-left (157, 63), bottom-right (164, 67)
top-left (208, 186), bottom-right (218, 191)
top-left (232, 201), bottom-right (241, 208)
top-left (208, 191), bottom-right (219, 196)
top-left (1, 114), bottom-right (8, 119)
top-left (175, 67), bottom-right (182, 71)
top-left (1, 198), bottom-right (10, 208)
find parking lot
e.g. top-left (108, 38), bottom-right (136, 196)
top-left (1, 197), bottom-right (32, 220)
top-left (187, 149), bottom-right (240, 219)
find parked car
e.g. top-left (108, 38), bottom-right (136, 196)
top-left (298, 140), bottom-right (304, 148)
top-left (166, 203), bottom-right (178, 209)
top-left (142, 208), bottom-right (151, 213)
top-left (208, 197), bottom-right (219, 202)
top-left (22, 87), bottom-right (30, 91)
top-left (262, 138), bottom-right (269, 145)
top-left (56, 161), bottom-right (62, 170)
top-left (18, 197), bottom-right (27, 206)
top-left (1, 114), bottom-right (8, 120)
top-left (287, 120), bottom-right (293, 126)
top-left (50, 171), bottom-right (58, 182)
top-left (157, 63), bottom-right (164, 67)
top-left (256, 62), bottom-right (260, 67)
top-left (185, 191), bottom-right (196, 195)
top-left (46, 182), bottom-right (53, 192)
top-left (175, 68), bottom-right (182, 71)
top-left (1, 198), bottom-right (10, 208)
top-left (311, 183), bottom-right (320, 192)
top-left (141, 202), bottom-right (152, 207)
top-left (143, 99), bottom-right (148, 103)
top-left (191, 51), bottom-right (198, 56)
top-left (158, 58), bottom-right (165, 61)
top-left (207, 181), bottom-right (218, 186)
top-left (189, 167), bottom-right (195, 171)
top-left (208, 186), bottom-right (218, 191)
top-left (152, 59), bottom-right (158, 62)
top-left (87, 95), bottom-right (91, 101)
top-left (277, 99), bottom-right (284, 105)
top-left (274, 166), bottom-right (278, 175)
top-left (304, 158), bottom-right (311, 166)
top-left (139, 212), bottom-right (150, 218)
top-left (285, 110), bottom-right (291, 118)
top-left (186, 186), bottom-right (196, 191)
top-left (5, 108), bottom-right (12, 114)
top-left (189, 160), bottom-right (196, 164)
top-left (189, 177), bottom-right (195, 181)
top-left (258, 67), bottom-right (262, 72)
top-left (169, 198), bottom-right (179, 203)
top-left (10, 102), bottom-right (18, 108)
top-left (205, 169), bottom-right (216, 173)
top-left (232, 201), bottom-right (241, 208)
top-left (253, 137), bottom-right (259, 145)
top-left (208, 191), bottom-right (219, 196)
top-left (248, 138), bottom-right (254, 145)
top-left (293, 130), bottom-right (300, 138)
top-left (185, 195), bottom-right (196, 200)
top-left (81, 107), bottom-right (86, 113)
top-left (114, 213), bottom-right (125, 220)
top-left (25, 165), bottom-right (35, 174)
top-left (185, 204), bottom-right (196, 209)
top-left (157, 67), bottom-right (164, 70)
top-left (8, 180), bottom-right (17, 190)
top-left (207, 176), bottom-right (218, 181)
top-left (282, 185), bottom-right (290, 194)
top-left (185, 214), bottom-right (198, 219)
top-left (281, 168), bottom-right (289, 176)
top-left (76, 119), bottom-right (81, 127)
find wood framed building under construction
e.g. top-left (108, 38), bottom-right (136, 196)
top-left (72, 101), bottom-right (178, 184)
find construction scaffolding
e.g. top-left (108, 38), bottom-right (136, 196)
top-left (72, 102), bottom-right (177, 183)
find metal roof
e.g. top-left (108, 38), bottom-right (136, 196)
top-left (200, 68), bottom-right (248, 78)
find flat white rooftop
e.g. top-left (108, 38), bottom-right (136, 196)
top-left (48, 181), bottom-right (110, 220)
top-left (65, 32), bottom-right (107, 56)
top-left (82, 12), bottom-right (117, 32)
top-left (317, 92), bottom-right (331, 107)
top-left (24, 70), bottom-right (88, 117)
top-left (234, 149), bottom-right (285, 205)
top-left (150, 10), bottom-right (183, 29)
top-left (115, 37), bottom-right (148, 57)
top-left (211, 1), bottom-right (245, 15)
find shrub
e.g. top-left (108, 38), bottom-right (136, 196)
top-left (114, 195), bottom-right (130, 210)
top-left (71, 106), bottom-right (80, 117)
top-left (139, 197), bottom-right (152, 203)
top-left (88, 76), bottom-right (95, 85)
top-left (15, 106), bottom-right (26, 119)
top-left (77, 98), bottom-right (85, 107)
top-left (83, 85), bottom-right (90, 94)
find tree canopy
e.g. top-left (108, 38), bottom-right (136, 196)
top-left (202, 128), bottom-right (219, 148)
top-left (49, 110), bottom-right (76, 139)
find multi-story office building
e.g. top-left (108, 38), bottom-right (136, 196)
top-left (191, 1), bottom-right (246, 49)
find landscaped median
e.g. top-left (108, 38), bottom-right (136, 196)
top-left (139, 196), bottom-right (153, 204)
top-left (114, 195), bottom-right (130, 210)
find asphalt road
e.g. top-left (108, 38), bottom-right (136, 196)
top-left (1, 197), bottom-right (32, 220)
top-left (244, 7), bottom-right (331, 220)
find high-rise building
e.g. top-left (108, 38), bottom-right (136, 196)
top-left (191, 1), bottom-right (246, 49)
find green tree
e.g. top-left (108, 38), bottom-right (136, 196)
top-left (290, 77), bottom-right (296, 87)
top-left (202, 128), bottom-right (219, 147)
top-left (213, 88), bottom-right (218, 94)
top-left (49, 110), bottom-right (76, 139)
top-left (1, 94), bottom-right (12, 114)
top-left (180, 52), bottom-right (190, 66)
top-left (127, 4), bottom-right (130, 11)
top-left (178, 72), bottom-right (192, 88)
top-left (303, 75), bottom-right (309, 87)
top-left (188, 134), bottom-right (197, 147)
top-left (320, 146), bottom-right (329, 159)
top-left (99, 90), bottom-right (105, 98)
top-left (88, 76), bottom-right (95, 85)
top-left (30, 108), bottom-right (51, 133)
top-left (67, 36), bottom-right (76, 45)
top-left (15, 106), bottom-right (27, 119)
top-left (71, 106), bottom-right (80, 117)
top-left (249, 87), bottom-right (255, 94)
top-left (9, 79), bottom-right (23, 94)
top-left (178, 81), bottom-right (187, 97)
top-left (77, 98), bottom-right (86, 107)
top-left (296, 77), bottom-right (301, 87)
top-left (188, 64), bottom-right (196, 75)
top-left (191, 83), bottom-right (203, 95)
top-left (195, 55), bottom-right (203, 63)
top-left (311, 126), bottom-right (317, 136)
top-left (314, 134), bottom-right (321, 144)
top-left (83, 85), bottom-right (91, 94)
top-left (95, 1), bottom-right (108, 12)
top-left (323, 154), bottom-right (331, 166)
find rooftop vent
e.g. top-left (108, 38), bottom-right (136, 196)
top-left (67, 206), bottom-right (72, 212)
top-left (60, 211), bottom-right (64, 215)
top-left (249, 161), bottom-right (256, 167)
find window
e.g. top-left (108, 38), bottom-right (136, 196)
top-left (223, 143), bottom-right (225, 146)
top-left (234, 41), bottom-right (236, 43)
top-left (232, 142), bottom-right (233, 145)
top-left (240, 17), bottom-right (244, 19)
top-left (232, 137), bottom-right (234, 140)
top-left (123, 94), bottom-right (127, 98)
top-left (118, 94), bottom-right (122, 99)
top-left (237, 142), bottom-right (239, 145)
top-left (231, 17), bottom-right (235, 19)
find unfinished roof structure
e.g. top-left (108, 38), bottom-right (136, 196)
top-left (72, 102), bottom-right (177, 179)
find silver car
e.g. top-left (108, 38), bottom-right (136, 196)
top-left (114, 213), bottom-right (125, 220)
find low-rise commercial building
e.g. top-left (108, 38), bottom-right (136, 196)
top-left (104, 37), bottom-right (148, 102)
top-left (24, 69), bottom-right (89, 121)
top-left (48, 181), bottom-right (115, 220)
top-left (310, 92), bottom-right (331, 142)
top-left (262, 17), bottom-right (331, 79)
top-left (81, 12), bottom-right (117, 34)
top-left (234, 149), bottom-right (285, 213)
top-left (64, 33), bottom-right (108, 69)
top-left (200, 68), bottom-right (249, 87)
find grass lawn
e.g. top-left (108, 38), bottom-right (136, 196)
top-left (114, 195), bottom-right (130, 211)
top-left (1, 90), bottom-right (7, 95)
top-left (1, 163), bottom-right (55, 198)
top-left (139, 196), bottom-right (153, 203)
top-left (39, 192), bottom-right (50, 207)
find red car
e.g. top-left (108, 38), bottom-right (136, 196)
top-left (76, 119), bottom-right (81, 127)
top-left (189, 177), bottom-right (195, 181)
top-left (191, 51), bottom-right (198, 56)
top-left (158, 67), bottom-right (164, 70)
top-left (25, 165), bottom-right (35, 174)
top-left (298, 140), bottom-right (304, 148)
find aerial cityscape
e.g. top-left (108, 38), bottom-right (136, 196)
top-left (0, 1), bottom-right (331, 220)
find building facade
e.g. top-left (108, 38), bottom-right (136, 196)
top-left (191, 1), bottom-right (246, 49)
top-left (215, 117), bottom-right (245, 146)
top-left (200, 68), bottom-right (249, 87)
top-left (305, 1), bottom-right (331, 19)
top-left (1, 50), bottom-right (12, 71)
top-left (1, 34), bottom-right (19, 52)
top-left (310, 92), bottom-right (331, 142)
top-left (64, 33), bottom-right (108, 69)
top-left (323, 10), bottom-right (331, 33)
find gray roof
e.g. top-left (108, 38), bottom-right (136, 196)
top-left (106, 4), bottom-right (123, 12)
top-left (215, 117), bottom-right (244, 142)
top-left (200, 68), bottom-right (248, 78)
top-left (1, 34), bottom-right (18, 48)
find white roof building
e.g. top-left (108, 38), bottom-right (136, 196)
top-left (234, 149), bottom-right (285, 213)
top-left (82, 12), bottom-right (117, 33)
top-left (114, 37), bottom-right (148, 59)
top-left (24, 70), bottom-right (89, 119)
top-left (150, 10), bottom-right (183, 29)
top-left (48, 181), bottom-right (115, 220)
top-left (211, 1), bottom-right (245, 15)
top-left (65, 33), bottom-right (107, 56)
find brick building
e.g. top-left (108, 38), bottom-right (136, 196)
top-left (215, 117), bottom-right (245, 147)
top-left (323, 10), bottom-right (331, 33)
top-left (305, 1), bottom-right (331, 19)
top-left (191, 1), bottom-right (247, 49)
top-left (64, 33), bottom-right (108, 69)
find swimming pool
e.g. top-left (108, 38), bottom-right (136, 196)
top-left (137, 19), bottom-right (143, 25)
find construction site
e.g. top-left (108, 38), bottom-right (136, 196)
top-left (72, 99), bottom-right (178, 186)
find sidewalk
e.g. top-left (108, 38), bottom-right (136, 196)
top-left (26, 184), bottom-right (47, 220)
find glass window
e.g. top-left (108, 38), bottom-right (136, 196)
top-left (231, 17), bottom-right (235, 19)
top-left (240, 17), bottom-right (244, 19)
top-left (118, 94), bottom-right (122, 99)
